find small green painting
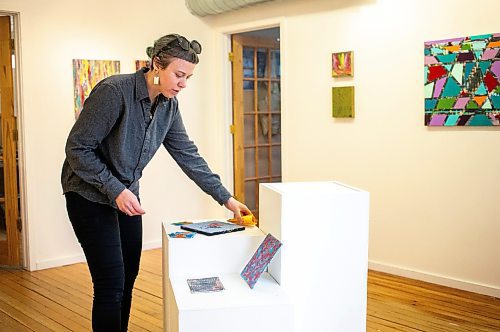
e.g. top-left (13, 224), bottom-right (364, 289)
top-left (332, 86), bottom-right (355, 118)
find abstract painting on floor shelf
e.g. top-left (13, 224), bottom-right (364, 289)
top-left (424, 33), bottom-right (500, 126)
top-left (73, 59), bottom-right (120, 119)
top-left (241, 233), bottom-right (282, 289)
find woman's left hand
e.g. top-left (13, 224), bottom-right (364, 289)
top-left (224, 197), bottom-right (252, 224)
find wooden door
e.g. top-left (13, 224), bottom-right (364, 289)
top-left (0, 15), bottom-right (20, 266)
top-left (231, 33), bottom-right (281, 218)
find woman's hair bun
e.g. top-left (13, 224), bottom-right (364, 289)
top-left (146, 46), bottom-right (155, 59)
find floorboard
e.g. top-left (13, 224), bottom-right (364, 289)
top-left (0, 249), bottom-right (498, 331)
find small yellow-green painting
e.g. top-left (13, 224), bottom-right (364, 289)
top-left (332, 86), bottom-right (355, 118)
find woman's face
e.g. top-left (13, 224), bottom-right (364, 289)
top-left (157, 58), bottom-right (196, 98)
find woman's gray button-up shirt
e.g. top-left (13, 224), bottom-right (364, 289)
top-left (61, 68), bottom-right (231, 207)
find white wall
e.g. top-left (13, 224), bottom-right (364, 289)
top-left (206, 0), bottom-right (500, 296)
top-left (0, 0), bottom-right (231, 270)
top-left (2, 0), bottom-right (499, 297)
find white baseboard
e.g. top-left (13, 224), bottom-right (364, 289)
top-left (33, 240), bottom-right (162, 271)
top-left (142, 240), bottom-right (161, 251)
top-left (35, 254), bottom-right (86, 271)
top-left (369, 260), bottom-right (500, 298)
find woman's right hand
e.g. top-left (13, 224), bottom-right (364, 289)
top-left (116, 189), bottom-right (146, 216)
top-left (224, 197), bottom-right (252, 224)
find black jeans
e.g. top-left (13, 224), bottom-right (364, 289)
top-left (65, 192), bottom-right (142, 332)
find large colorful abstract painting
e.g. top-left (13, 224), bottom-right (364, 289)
top-left (424, 33), bottom-right (500, 126)
top-left (73, 59), bottom-right (120, 119)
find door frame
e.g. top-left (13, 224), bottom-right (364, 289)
top-left (0, 11), bottom-right (28, 269)
top-left (217, 18), bottom-right (286, 217)
top-left (13, 12), bottom-right (29, 270)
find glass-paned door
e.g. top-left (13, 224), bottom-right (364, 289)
top-left (231, 29), bottom-right (281, 218)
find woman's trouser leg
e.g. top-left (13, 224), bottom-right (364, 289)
top-left (118, 210), bottom-right (142, 331)
top-left (65, 192), bottom-right (142, 332)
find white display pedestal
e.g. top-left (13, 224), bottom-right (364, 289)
top-left (259, 181), bottom-right (370, 332)
top-left (162, 221), bottom-right (293, 332)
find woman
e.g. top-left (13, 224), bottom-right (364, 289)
top-left (61, 33), bottom-right (251, 331)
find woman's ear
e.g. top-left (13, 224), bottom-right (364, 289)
top-left (152, 57), bottom-right (159, 71)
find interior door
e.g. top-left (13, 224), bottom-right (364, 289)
top-left (0, 15), bottom-right (20, 266)
top-left (231, 31), bottom-right (281, 218)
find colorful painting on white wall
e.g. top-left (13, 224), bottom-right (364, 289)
top-left (332, 51), bottom-right (353, 77)
top-left (135, 60), bottom-right (151, 70)
top-left (332, 86), bottom-right (355, 118)
top-left (73, 59), bottom-right (120, 119)
top-left (424, 33), bottom-right (500, 126)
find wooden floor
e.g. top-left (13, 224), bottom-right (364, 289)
top-left (0, 249), bottom-right (498, 331)
top-left (367, 271), bottom-right (500, 331)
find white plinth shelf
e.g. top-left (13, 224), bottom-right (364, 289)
top-left (162, 220), bottom-right (293, 332)
top-left (259, 181), bottom-right (370, 332)
top-left (162, 181), bottom-right (369, 332)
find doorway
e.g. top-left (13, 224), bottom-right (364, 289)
top-left (0, 13), bottom-right (21, 267)
top-left (231, 27), bottom-right (281, 219)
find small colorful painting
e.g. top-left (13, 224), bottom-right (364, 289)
top-left (73, 59), bottom-right (120, 119)
top-left (332, 51), bottom-right (353, 77)
top-left (241, 233), bottom-right (282, 289)
top-left (135, 60), bottom-right (151, 70)
top-left (187, 277), bottom-right (224, 293)
top-left (168, 231), bottom-right (196, 239)
top-left (424, 33), bottom-right (500, 126)
top-left (332, 86), bottom-right (355, 118)
top-left (171, 221), bottom-right (193, 226)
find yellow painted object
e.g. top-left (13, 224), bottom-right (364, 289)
top-left (228, 214), bottom-right (257, 227)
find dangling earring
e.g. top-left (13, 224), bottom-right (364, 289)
top-left (153, 69), bottom-right (160, 85)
